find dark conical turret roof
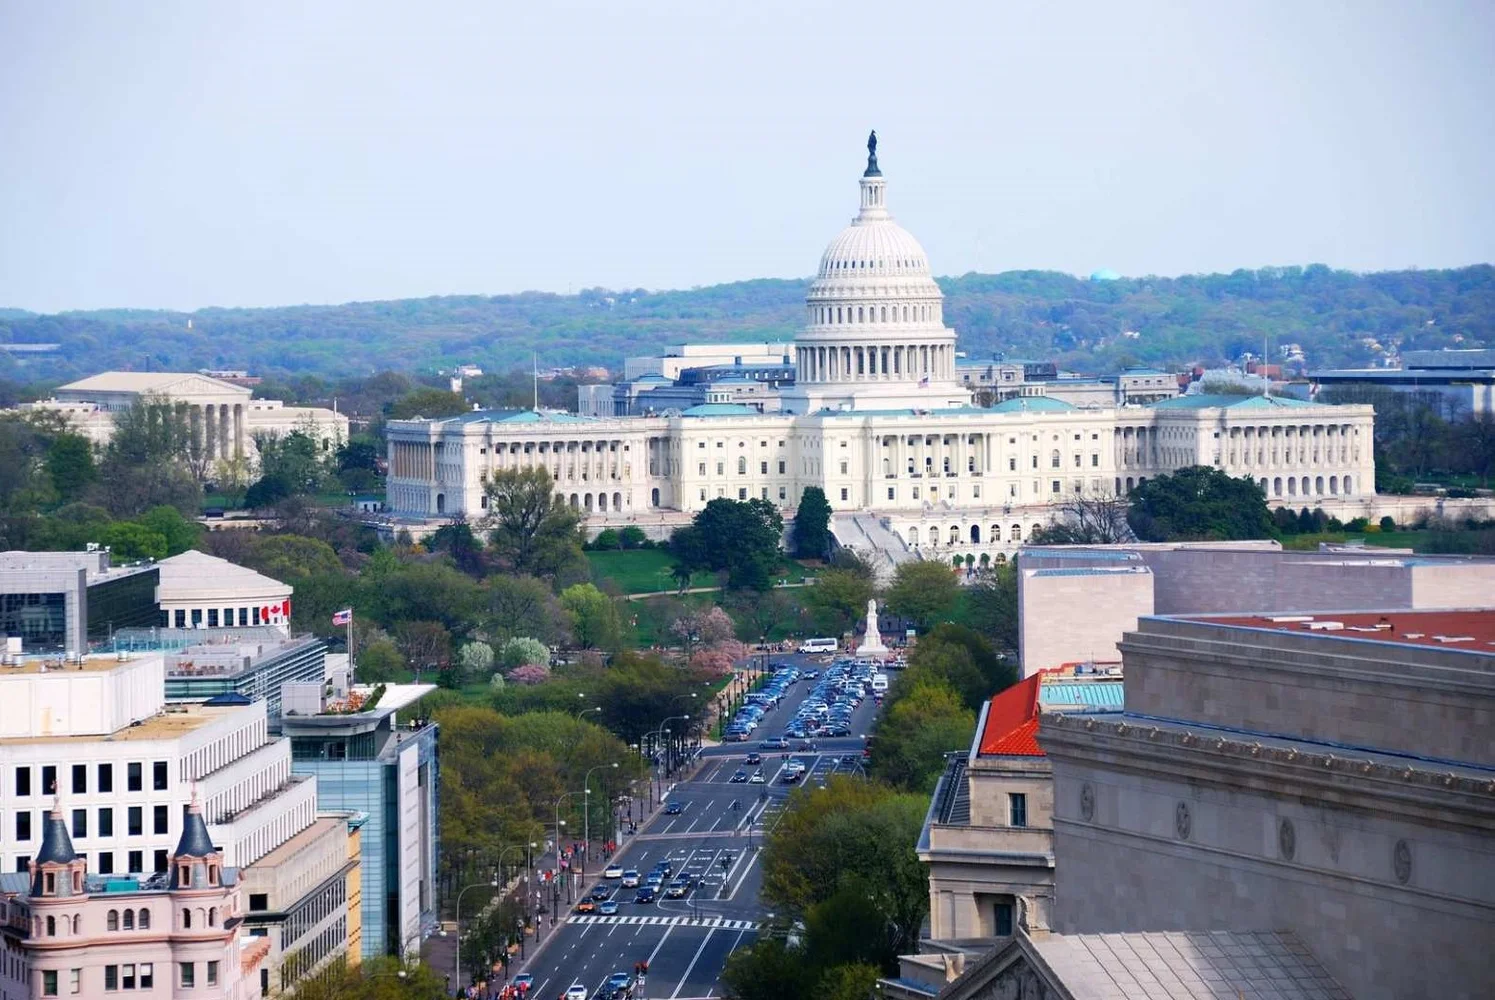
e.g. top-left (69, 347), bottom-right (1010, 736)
top-left (35, 796), bottom-right (78, 866)
top-left (174, 792), bottom-right (217, 860)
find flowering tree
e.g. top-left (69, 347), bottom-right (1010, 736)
top-left (506, 664), bottom-right (551, 685)
top-left (500, 636), bottom-right (550, 670)
top-left (689, 648), bottom-right (736, 679)
top-left (671, 605), bottom-right (738, 660)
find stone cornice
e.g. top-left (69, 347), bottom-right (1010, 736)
top-left (1039, 711), bottom-right (1495, 829)
top-left (1118, 625), bottom-right (1493, 697)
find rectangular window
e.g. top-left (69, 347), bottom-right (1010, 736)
top-left (128, 807), bottom-right (142, 836)
top-left (127, 763), bottom-right (142, 792)
top-left (152, 761), bottom-right (168, 791)
top-left (99, 807), bottom-right (113, 837)
top-left (105, 966), bottom-right (118, 991)
top-left (1051, 480), bottom-right (1061, 494)
top-left (699, 489), bottom-right (706, 501)
top-left (249, 893), bottom-right (268, 911)
top-left (154, 849), bottom-right (168, 873)
top-left (71, 764), bottom-right (86, 794)
top-left (238, 608), bottom-right (248, 626)
top-left (887, 488), bottom-right (895, 500)
top-left (1091, 454), bottom-right (1099, 467)
top-left (43, 970), bottom-right (58, 996)
top-left (1008, 457), bottom-right (1016, 471)
top-left (72, 809), bottom-right (86, 838)
top-left (995, 900), bottom-right (1014, 936)
top-left (206, 962), bottom-right (218, 987)
top-left (206, 608), bottom-right (218, 627)
top-left (778, 487), bottom-right (786, 500)
top-left (70, 969), bottom-right (80, 995)
top-left (139, 964), bottom-right (153, 989)
top-left (760, 462), bottom-right (768, 474)
top-left (912, 487), bottom-right (920, 499)
top-left (15, 766), bottom-right (30, 796)
top-left (698, 463), bottom-right (706, 476)
top-left (98, 764), bottom-right (112, 793)
top-left (761, 487), bottom-right (768, 500)
top-left (16, 811), bottom-right (31, 841)
top-left (179, 963), bottom-right (194, 989)
top-left (252, 607), bottom-right (261, 625)
top-left (98, 851), bottom-right (114, 875)
top-left (190, 609), bottom-right (202, 627)
top-left (840, 488), bottom-right (849, 501)
top-left (1009, 793), bottom-right (1028, 828)
top-left (174, 609), bottom-right (186, 628)
top-left (153, 805), bottom-right (168, 835)
top-left (42, 765), bottom-right (56, 795)
top-left (839, 461), bottom-right (848, 474)
top-left (128, 850), bottom-right (143, 873)
top-left (777, 461), bottom-right (785, 474)
top-left (737, 488), bottom-right (747, 500)
top-left (716, 462), bottom-right (724, 475)
top-left (122, 965), bottom-right (135, 990)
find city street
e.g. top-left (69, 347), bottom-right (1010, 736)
top-left (509, 653), bottom-right (882, 1000)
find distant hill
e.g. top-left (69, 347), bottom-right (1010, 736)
top-left (1, 264), bottom-right (1491, 383)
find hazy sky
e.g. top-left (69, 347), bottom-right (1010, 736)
top-left (2, 1), bottom-right (1492, 313)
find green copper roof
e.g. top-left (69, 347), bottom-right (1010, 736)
top-left (988, 396), bottom-right (1076, 413)
top-left (1148, 394), bottom-right (1324, 410)
top-left (679, 403), bottom-right (759, 417)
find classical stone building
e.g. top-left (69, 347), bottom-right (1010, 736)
top-left (384, 139), bottom-right (1375, 566)
top-left (16, 371), bottom-right (348, 474)
top-left (1038, 609), bottom-right (1495, 1000)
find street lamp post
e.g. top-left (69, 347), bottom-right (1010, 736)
top-left (455, 877), bottom-right (498, 992)
top-left (577, 704), bottom-right (603, 722)
top-left (583, 762), bottom-right (619, 870)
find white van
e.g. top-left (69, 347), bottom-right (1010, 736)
top-left (798, 637), bottom-right (838, 654)
top-left (871, 673), bottom-right (889, 693)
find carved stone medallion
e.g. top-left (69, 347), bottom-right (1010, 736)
top-left (1175, 801), bottom-right (1192, 840)
top-left (1393, 839), bottom-right (1412, 884)
top-left (1079, 783), bottom-right (1095, 822)
top-left (1278, 818), bottom-right (1296, 861)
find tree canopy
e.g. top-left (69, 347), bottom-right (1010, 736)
top-left (883, 559), bottom-right (962, 630)
top-left (482, 466), bottom-right (585, 578)
top-left (1128, 465), bottom-right (1276, 541)
top-left (792, 486), bottom-right (832, 558)
top-left (671, 497), bottom-right (784, 591)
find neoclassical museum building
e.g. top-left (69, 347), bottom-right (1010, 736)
top-left (386, 139), bottom-right (1375, 562)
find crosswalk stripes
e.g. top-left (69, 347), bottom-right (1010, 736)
top-left (569, 914), bottom-right (760, 930)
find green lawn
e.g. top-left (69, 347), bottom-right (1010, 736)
top-left (587, 549), bottom-right (715, 595)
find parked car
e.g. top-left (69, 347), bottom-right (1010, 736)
top-left (745, 752), bottom-right (762, 765)
top-left (749, 770), bottom-right (765, 783)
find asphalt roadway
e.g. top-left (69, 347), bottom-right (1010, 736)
top-left (511, 653), bottom-right (883, 1000)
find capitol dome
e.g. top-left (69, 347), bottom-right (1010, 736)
top-left (782, 132), bottom-right (969, 414)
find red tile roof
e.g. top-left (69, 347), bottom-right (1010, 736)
top-left (978, 673), bottom-right (1044, 756)
top-left (1199, 609), bottom-right (1495, 651)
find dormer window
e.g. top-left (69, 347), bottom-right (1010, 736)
top-left (179, 865), bottom-right (190, 885)
top-left (43, 872), bottom-right (55, 894)
top-left (208, 865), bottom-right (218, 886)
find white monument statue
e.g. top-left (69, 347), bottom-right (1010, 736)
top-left (856, 598), bottom-right (889, 657)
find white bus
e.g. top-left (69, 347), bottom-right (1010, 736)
top-left (798, 637), bottom-right (838, 654)
top-left (871, 673), bottom-right (890, 694)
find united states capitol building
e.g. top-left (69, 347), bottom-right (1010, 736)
top-left (387, 138), bottom-right (1375, 563)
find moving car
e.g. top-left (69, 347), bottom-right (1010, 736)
top-left (665, 878), bottom-right (690, 898)
top-left (664, 802), bottom-right (683, 815)
top-left (604, 863), bottom-right (624, 879)
top-left (729, 768), bottom-right (748, 783)
top-left (590, 884), bottom-right (611, 901)
top-left (749, 770), bottom-right (765, 783)
top-left (576, 899), bottom-right (596, 913)
top-left (511, 973), bottom-right (533, 993)
top-left (621, 869), bottom-right (640, 887)
top-left (760, 737), bottom-right (790, 750)
top-left (781, 769), bottom-right (802, 784)
top-left (653, 859), bottom-right (675, 876)
top-left (634, 886), bottom-right (657, 903)
top-left (598, 899), bottom-right (619, 915)
top-left (644, 871), bottom-right (664, 889)
top-left (745, 752), bottom-right (762, 765)
top-left (566, 984), bottom-right (588, 1000)
top-left (605, 972), bottom-right (634, 994)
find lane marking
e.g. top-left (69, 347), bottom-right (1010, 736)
top-left (671, 928), bottom-right (717, 999)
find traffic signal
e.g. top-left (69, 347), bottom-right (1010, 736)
top-left (720, 854), bottom-right (732, 871)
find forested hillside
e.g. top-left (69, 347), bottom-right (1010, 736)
top-left (2, 264), bottom-right (1491, 383)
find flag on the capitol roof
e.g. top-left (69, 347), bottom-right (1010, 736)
top-left (332, 609), bottom-right (353, 626)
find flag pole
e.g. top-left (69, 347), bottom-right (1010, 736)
top-left (347, 615), bottom-right (355, 688)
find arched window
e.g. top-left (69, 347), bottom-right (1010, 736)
top-left (435, 493), bottom-right (445, 514)
top-left (108, 910), bottom-right (119, 932)
top-left (1051, 450), bottom-right (1061, 468)
top-left (1344, 475), bottom-right (1353, 494)
top-left (182, 909), bottom-right (191, 929)
top-left (138, 909), bottom-right (150, 930)
top-left (1314, 476), bottom-right (1324, 495)
top-left (1012, 524), bottom-right (1023, 541)
top-left (738, 457), bottom-right (747, 475)
top-left (908, 527), bottom-right (919, 545)
top-left (72, 915), bottom-right (79, 934)
top-left (1329, 476), bottom-right (1338, 494)
top-left (858, 306), bottom-right (864, 322)
top-left (613, 492), bottom-right (622, 510)
top-left (970, 525), bottom-right (981, 543)
top-left (991, 524), bottom-right (1002, 542)
top-left (208, 907), bottom-right (216, 927)
top-left (948, 525), bottom-right (960, 544)
top-left (46, 916), bottom-right (56, 936)
top-left (123, 909), bottom-right (135, 930)
top-left (650, 488), bottom-right (660, 507)
top-left (880, 306), bottom-right (887, 322)
top-left (597, 493), bottom-right (607, 511)
top-left (1273, 477), bottom-right (1282, 496)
